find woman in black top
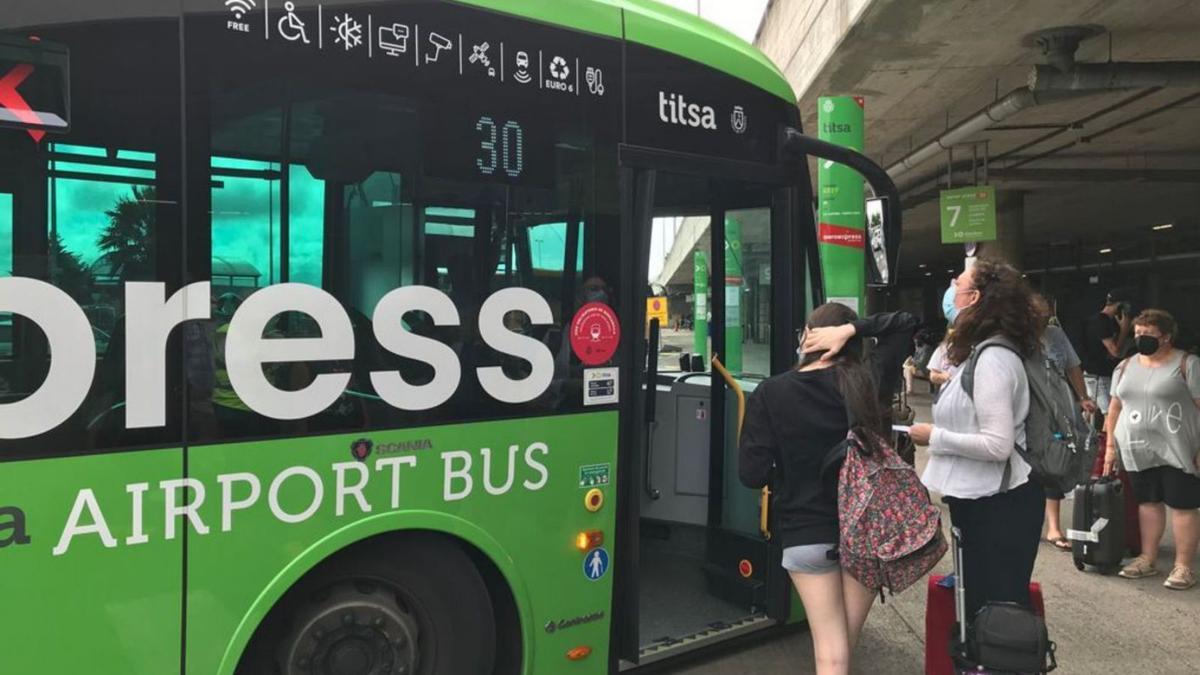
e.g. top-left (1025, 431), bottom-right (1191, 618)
top-left (739, 302), bottom-right (915, 675)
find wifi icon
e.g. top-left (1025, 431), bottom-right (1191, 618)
top-left (226, 0), bottom-right (257, 20)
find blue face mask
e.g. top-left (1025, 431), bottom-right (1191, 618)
top-left (942, 284), bottom-right (959, 324)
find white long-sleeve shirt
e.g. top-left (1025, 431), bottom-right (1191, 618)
top-left (922, 346), bottom-right (1031, 499)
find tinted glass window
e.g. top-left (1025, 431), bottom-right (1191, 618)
top-left (184, 0), bottom-right (621, 443)
top-left (0, 22), bottom-right (183, 458)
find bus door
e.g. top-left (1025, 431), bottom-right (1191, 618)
top-left (616, 158), bottom-right (802, 667)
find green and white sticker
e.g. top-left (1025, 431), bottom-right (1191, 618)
top-left (579, 463), bottom-right (610, 488)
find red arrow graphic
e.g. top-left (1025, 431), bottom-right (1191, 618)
top-left (0, 63), bottom-right (46, 143)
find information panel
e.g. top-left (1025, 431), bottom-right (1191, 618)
top-left (193, 0), bottom-right (621, 187)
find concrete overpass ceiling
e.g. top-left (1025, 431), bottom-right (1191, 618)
top-left (760, 0), bottom-right (1200, 280)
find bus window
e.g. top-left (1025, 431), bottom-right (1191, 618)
top-left (0, 191), bottom-right (11, 358)
top-left (0, 22), bottom-right (184, 457)
top-left (186, 23), bottom-right (620, 442)
top-left (726, 206), bottom-right (772, 378)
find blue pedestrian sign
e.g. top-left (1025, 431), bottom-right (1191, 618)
top-left (583, 547), bottom-right (609, 581)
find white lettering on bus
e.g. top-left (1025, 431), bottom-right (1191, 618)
top-left (375, 455), bottom-right (418, 509)
top-left (658, 91), bottom-right (718, 130)
top-left (218, 473), bottom-right (261, 532)
top-left (442, 450), bottom-right (474, 502)
top-left (371, 285), bottom-right (463, 410)
top-left (162, 478), bottom-right (210, 540)
top-left (47, 442), bottom-right (552, 556)
top-left (126, 482), bottom-right (150, 546)
top-left (226, 284), bottom-right (355, 420)
top-left (268, 466), bottom-right (324, 524)
top-left (333, 461), bottom-right (372, 516)
top-left (477, 287), bottom-right (554, 403)
top-left (481, 445), bottom-right (520, 496)
top-left (0, 279), bottom-right (560, 439)
top-left (53, 489), bottom-right (117, 556)
top-left (523, 441), bottom-right (550, 490)
top-left (125, 281), bottom-right (211, 429)
top-left (0, 278), bottom-right (95, 440)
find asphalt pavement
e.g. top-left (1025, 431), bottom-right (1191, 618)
top-left (663, 391), bottom-right (1200, 675)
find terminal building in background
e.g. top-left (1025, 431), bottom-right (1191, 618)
top-left (757, 0), bottom-right (1200, 346)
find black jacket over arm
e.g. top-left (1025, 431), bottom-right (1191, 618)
top-left (737, 310), bottom-right (918, 548)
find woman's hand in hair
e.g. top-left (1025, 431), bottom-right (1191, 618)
top-left (908, 423), bottom-right (933, 446)
top-left (803, 324), bottom-right (857, 361)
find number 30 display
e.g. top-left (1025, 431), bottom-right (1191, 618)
top-left (475, 116), bottom-right (524, 178)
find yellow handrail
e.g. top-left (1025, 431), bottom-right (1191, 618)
top-left (712, 355), bottom-right (771, 541)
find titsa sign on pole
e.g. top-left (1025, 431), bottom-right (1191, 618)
top-left (816, 96), bottom-right (865, 313)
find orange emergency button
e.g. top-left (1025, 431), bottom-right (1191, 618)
top-left (566, 646), bottom-right (593, 661)
top-left (584, 488), bottom-right (604, 512)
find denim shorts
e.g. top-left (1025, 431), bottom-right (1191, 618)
top-left (781, 543), bottom-right (840, 574)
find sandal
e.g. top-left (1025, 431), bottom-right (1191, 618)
top-left (1045, 536), bottom-right (1071, 551)
top-left (1118, 556), bottom-right (1159, 579)
top-left (1164, 566), bottom-right (1196, 590)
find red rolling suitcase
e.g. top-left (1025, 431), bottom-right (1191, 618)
top-left (1088, 431), bottom-right (1141, 557)
top-left (925, 537), bottom-right (1046, 675)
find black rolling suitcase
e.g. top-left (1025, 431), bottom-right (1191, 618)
top-left (1068, 476), bottom-right (1127, 574)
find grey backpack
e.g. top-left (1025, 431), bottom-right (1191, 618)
top-left (962, 336), bottom-right (1094, 494)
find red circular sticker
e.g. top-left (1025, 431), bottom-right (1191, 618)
top-left (570, 302), bottom-right (620, 366)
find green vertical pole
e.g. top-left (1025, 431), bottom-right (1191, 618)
top-left (693, 251), bottom-right (708, 358)
top-left (817, 95), bottom-right (866, 314)
top-left (724, 217), bottom-right (743, 373)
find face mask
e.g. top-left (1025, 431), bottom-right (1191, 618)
top-left (1135, 335), bottom-right (1161, 356)
top-left (942, 285), bottom-right (959, 324)
top-left (585, 289), bottom-right (608, 303)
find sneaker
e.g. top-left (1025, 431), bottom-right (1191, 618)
top-left (1118, 556), bottom-right (1159, 579)
top-left (1164, 566), bottom-right (1196, 590)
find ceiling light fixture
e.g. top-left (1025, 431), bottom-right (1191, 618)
top-left (1099, 248), bottom-right (1113, 254)
top-left (1153, 223), bottom-right (1174, 231)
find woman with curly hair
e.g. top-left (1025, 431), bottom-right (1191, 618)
top-left (907, 259), bottom-right (1045, 619)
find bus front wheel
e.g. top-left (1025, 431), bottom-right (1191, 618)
top-left (242, 533), bottom-right (498, 675)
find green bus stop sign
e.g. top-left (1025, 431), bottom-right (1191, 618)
top-left (940, 185), bottom-right (996, 244)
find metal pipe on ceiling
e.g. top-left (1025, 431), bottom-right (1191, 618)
top-left (886, 60), bottom-right (1200, 184)
top-left (1029, 63), bottom-right (1200, 92)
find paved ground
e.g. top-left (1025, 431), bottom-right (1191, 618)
top-left (663, 391), bottom-right (1200, 675)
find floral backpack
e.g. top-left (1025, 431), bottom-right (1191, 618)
top-left (837, 429), bottom-right (947, 598)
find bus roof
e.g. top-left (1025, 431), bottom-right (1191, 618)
top-left (458, 0), bottom-right (797, 103)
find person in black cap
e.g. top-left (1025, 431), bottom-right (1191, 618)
top-left (1080, 289), bottom-right (1133, 423)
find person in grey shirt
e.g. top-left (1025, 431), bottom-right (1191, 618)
top-left (1040, 309), bottom-right (1099, 550)
top-left (909, 259), bottom-right (1044, 619)
top-left (1103, 309), bottom-right (1200, 590)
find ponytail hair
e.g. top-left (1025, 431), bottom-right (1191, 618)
top-left (798, 303), bottom-right (885, 454)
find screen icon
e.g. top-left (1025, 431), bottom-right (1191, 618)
top-left (378, 23), bottom-right (409, 56)
top-left (513, 50), bottom-right (532, 84)
top-left (426, 32), bottom-right (452, 63)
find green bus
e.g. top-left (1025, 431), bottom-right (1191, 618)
top-left (0, 1), bottom-right (900, 673)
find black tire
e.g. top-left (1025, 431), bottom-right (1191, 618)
top-left (1073, 559), bottom-right (1085, 572)
top-left (1099, 564), bottom-right (1121, 576)
top-left (239, 532), bottom-right (497, 675)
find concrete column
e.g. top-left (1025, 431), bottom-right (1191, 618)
top-left (976, 190), bottom-right (1025, 267)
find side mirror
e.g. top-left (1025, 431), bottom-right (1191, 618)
top-left (865, 196), bottom-right (898, 287)
top-left (779, 128), bottom-right (903, 288)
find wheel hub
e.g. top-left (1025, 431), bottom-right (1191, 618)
top-left (283, 583), bottom-right (420, 675)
